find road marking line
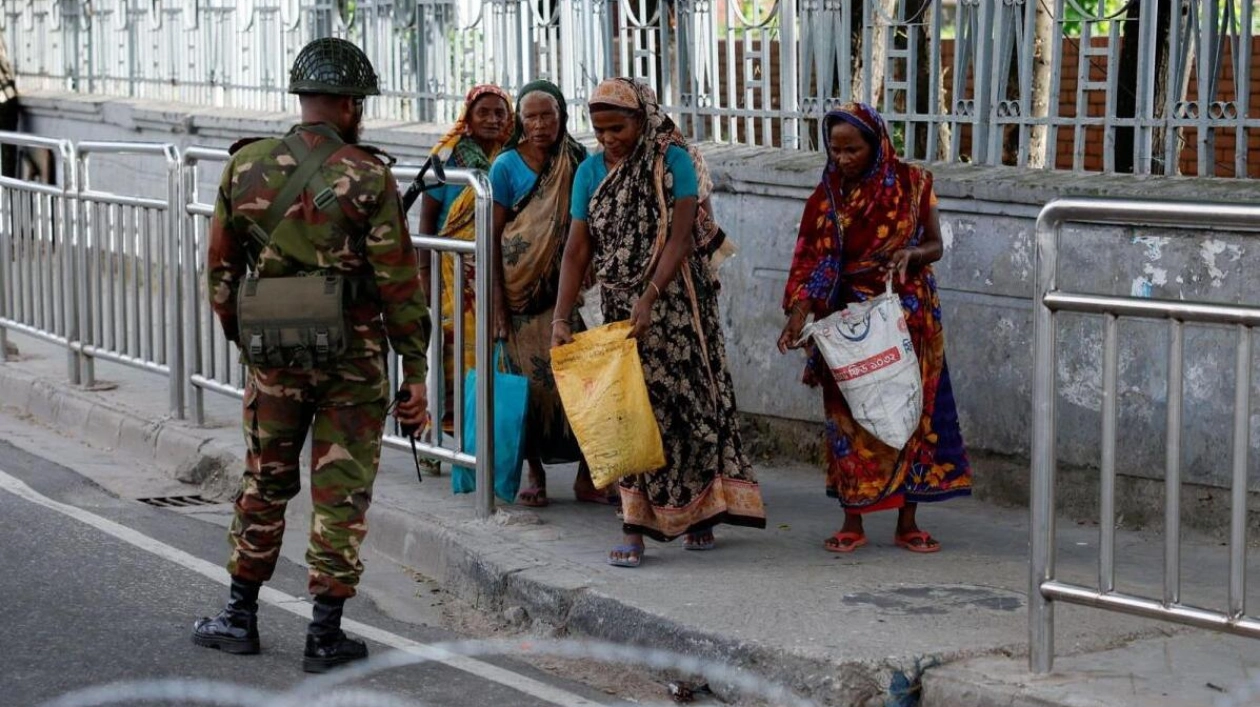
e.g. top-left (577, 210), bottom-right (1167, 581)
top-left (0, 469), bottom-right (601, 707)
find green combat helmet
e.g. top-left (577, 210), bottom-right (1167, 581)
top-left (288, 37), bottom-right (380, 97)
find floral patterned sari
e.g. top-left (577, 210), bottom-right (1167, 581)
top-left (584, 78), bottom-right (766, 541)
top-left (783, 103), bottom-right (971, 512)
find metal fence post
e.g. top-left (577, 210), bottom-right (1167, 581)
top-left (164, 144), bottom-right (184, 419)
top-left (469, 170), bottom-right (497, 520)
top-left (972, 0), bottom-right (994, 165)
top-left (62, 139), bottom-right (80, 384)
top-left (778, 0), bottom-right (799, 150)
top-left (73, 147), bottom-right (95, 388)
top-left (181, 152), bottom-right (203, 425)
top-left (1029, 200), bottom-right (1061, 674)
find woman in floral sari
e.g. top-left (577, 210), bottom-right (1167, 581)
top-left (488, 79), bottom-right (609, 507)
top-left (418, 84), bottom-right (512, 455)
top-left (552, 78), bottom-right (766, 567)
top-left (778, 103), bottom-right (971, 553)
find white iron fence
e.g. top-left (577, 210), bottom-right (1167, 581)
top-left (5, 0), bottom-right (1260, 177)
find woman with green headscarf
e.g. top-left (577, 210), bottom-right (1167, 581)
top-left (489, 80), bottom-right (605, 507)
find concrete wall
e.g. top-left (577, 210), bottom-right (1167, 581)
top-left (14, 90), bottom-right (1260, 529)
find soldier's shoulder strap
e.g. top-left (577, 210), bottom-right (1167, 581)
top-left (286, 134), bottom-right (366, 252)
top-left (240, 133), bottom-right (347, 259)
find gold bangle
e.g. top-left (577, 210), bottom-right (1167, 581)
top-left (647, 281), bottom-right (662, 298)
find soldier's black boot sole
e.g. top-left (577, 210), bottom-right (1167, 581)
top-left (191, 629), bottom-right (261, 655)
top-left (191, 613), bottom-right (261, 655)
top-left (302, 632), bottom-right (368, 673)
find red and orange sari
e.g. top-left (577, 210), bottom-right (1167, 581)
top-left (784, 103), bottom-right (971, 512)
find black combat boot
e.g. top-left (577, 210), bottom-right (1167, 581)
top-left (191, 577), bottom-right (261, 654)
top-left (302, 595), bottom-right (368, 673)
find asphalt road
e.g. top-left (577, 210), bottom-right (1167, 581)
top-left (0, 436), bottom-right (618, 707)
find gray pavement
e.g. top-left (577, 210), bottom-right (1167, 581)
top-left (0, 436), bottom-right (622, 707)
top-left (2, 329), bottom-right (1256, 707)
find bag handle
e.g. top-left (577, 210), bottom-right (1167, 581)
top-left (793, 275), bottom-right (895, 348)
top-left (494, 340), bottom-right (518, 375)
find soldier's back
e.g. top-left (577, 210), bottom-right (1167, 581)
top-left (225, 126), bottom-right (395, 279)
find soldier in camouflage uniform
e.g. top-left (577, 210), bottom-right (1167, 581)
top-left (192, 37), bottom-right (432, 673)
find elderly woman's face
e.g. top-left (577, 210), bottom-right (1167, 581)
top-left (520, 92), bottom-right (561, 150)
top-left (467, 95), bottom-right (510, 143)
top-left (828, 121), bottom-right (875, 181)
top-left (591, 109), bottom-right (643, 161)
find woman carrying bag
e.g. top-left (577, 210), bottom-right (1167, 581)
top-left (551, 78), bottom-right (766, 568)
top-left (778, 103), bottom-right (971, 554)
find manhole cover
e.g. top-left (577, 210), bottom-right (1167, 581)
top-left (137, 495), bottom-right (223, 508)
top-left (842, 584), bottom-right (1024, 615)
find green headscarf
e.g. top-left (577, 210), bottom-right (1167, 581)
top-left (505, 79), bottom-right (586, 164)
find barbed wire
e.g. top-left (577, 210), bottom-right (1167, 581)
top-left (39, 638), bottom-right (830, 707)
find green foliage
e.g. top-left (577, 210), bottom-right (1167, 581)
top-left (1060, 0), bottom-right (1130, 37)
top-left (890, 121), bottom-right (906, 156)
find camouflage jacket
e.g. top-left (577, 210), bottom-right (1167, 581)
top-left (207, 122), bottom-right (431, 383)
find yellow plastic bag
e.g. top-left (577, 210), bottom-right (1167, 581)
top-left (551, 321), bottom-right (666, 489)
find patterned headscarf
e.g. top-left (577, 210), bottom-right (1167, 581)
top-left (784, 101), bottom-right (935, 387)
top-left (819, 102), bottom-right (902, 230)
top-left (586, 78), bottom-right (689, 291)
top-left (429, 84), bottom-right (514, 171)
top-left (505, 79), bottom-right (585, 165)
top-left (784, 101), bottom-right (929, 314)
top-left (587, 78), bottom-right (642, 113)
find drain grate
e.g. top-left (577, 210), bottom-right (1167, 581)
top-left (137, 495), bottom-right (223, 508)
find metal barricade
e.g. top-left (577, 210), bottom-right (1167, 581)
top-left (389, 166), bottom-right (498, 519)
top-left (1029, 197), bottom-right (1260, 673)
top-left (0, 132), bottom-right (78, 382)
top-left (181, 155), bottom-right (498, 519)
top-left (181, 147), bottom-right (239, 424)
top-left (74, 142), bottom-right (184, 418)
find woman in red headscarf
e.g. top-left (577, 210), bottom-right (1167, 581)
top-left (778, 103), bottom-right (971, 554)
top-left (416, 85), bottom-right (513, 468)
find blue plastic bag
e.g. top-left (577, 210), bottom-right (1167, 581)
top-left (452, 342), bottom-right (529, 503)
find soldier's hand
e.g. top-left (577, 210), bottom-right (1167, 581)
top-left (396, 382), bottom-right (430, 435)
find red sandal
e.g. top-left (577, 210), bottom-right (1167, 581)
top-left (823, 531), bottom-right (867, 553)
top-left (894, 530), bottom-right (941, 553)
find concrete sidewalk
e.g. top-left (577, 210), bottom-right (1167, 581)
top-left (2, 330), bottom-right (1256, 707)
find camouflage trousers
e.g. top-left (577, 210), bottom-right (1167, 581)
top-left (227, 355), bottom-right (389, 599)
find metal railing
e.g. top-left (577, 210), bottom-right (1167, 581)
top-left (1029, 197), bottom-right (1260, 673)
top-left (7, 0), bottom-right (1259, 176)
top-left (74, 141), bottom-right (184, 416)
top-left (181, 146), bottom-right (243, 418)
top-left (182, 156), bottom-right (498, 518)
top-left (1, 131), bottom-right (499, 519)
top-left (0, 133), bottom-right (77, 382)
